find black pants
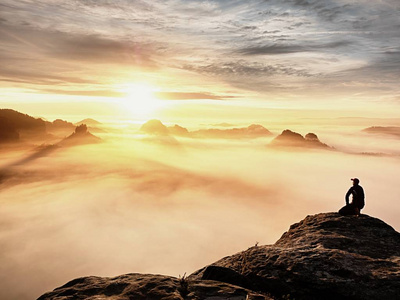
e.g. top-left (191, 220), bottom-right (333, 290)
top-left (339, 203), bottom-right (360, 216)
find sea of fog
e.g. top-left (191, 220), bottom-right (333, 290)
top-left (1, 121), bottom-right (400, 300)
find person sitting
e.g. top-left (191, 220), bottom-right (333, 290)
top-left (339, 178), bottom-right (365, 216)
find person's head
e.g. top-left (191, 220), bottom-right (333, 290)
top-left (351, 178), bottom-right (360, 186)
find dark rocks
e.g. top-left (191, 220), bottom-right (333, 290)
top-left (59, 124), bottom-right (101, 146)
top-left (38, 273), bottom-right (270, 300)
top-left (140, 120), bottom-right (272, 139)
top-left (0, 109), bottom-right (46, 140)
top-left (270, 129), bottom-right (331, 149)
top-left (0, 116), bottom-right (19, 143)
top-left (45, 119), bottom-right (75, 133)
top-left (38, 213), bottom-right (400, 300)
top-left (190, 213), bottom-right (400, 300)
top-left (201, 266), bottom-right (256, 291)
top-left (191, 124), bottom-right (273, 139)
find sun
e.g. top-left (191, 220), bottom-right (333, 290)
top-left (120, 83), bottom-right (164, 118)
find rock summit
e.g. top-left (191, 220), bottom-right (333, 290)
top-left (38, 213), bottom-right (400, 300)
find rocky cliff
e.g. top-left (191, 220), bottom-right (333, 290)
top-left (38, 213), bottom-right (400, 300)
top-left (270, 130), bottom-right (331, 149)
top-left (59, 124), bottom-right (101, 147)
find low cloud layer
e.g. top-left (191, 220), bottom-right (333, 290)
top-left (1, 121), bottom-right (400, 300)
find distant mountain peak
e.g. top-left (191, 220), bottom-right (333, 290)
top-left (59, 124), bottom-right (101, 146)
top-left (271, 129), bottom-right (331, 149)
top-left (140, 119), bottom-right (272, 139)
top-left (140, 119), bottom-right (169, 135)
top-left (75, 118), bottom-right (102, 126)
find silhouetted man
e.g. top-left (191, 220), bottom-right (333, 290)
top-left (339, 178), bottom-right (365, 216)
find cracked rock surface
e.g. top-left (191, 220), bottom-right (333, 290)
top-left (39, 213), bottom-right (400, 300)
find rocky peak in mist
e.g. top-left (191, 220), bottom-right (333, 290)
top-left (44, 119), bottom-right (75, 133)
top-left (140, 119), bottom-right (169, 135)
top-left (140, 119), bottom-right (272, 139)
top-left (38, 213), bottom-right (400, 300)
top-left (362, 126), bottom-right (400, 137)
top-left (192, 124), bottom-right (272, 139)
top-left (0, 109), bottom-right (46, 142)
top-left (75, 118), bottom-right (102, 127)
top-left (0, 109), bottom-right (105, 146)
top-left (271, 129), bottom-right (331, 149)
top-left (59, 124), bottom-right (101, 146)
top-left (168, 124), bottom-right (190, 136)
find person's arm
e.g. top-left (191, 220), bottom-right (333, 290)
top-left (345, 187), bottom-right (353, 205)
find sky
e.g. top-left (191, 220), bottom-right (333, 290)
top-left (1, 0), bottom-right (400, 120)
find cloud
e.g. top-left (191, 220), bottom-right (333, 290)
top-left (39, 89), bottom-right (124, 98)
top-left (1, 0), bottom-right (400, 103)
top-left (237, 41), bottom-right (352, 55)
top-left (1, 120), bottom-right (400, 300)
top-left (0, 66), bottom-right (97, 86)
top-left (183, 61), bottom-right (316, 78)
top-left (330, 50), bottom-right (400, 90)
top-left (273, 0), bottom-right (351, 22)
top-left (0, 25), bottom-right (158, 66)
top-left (50, 34), bottom-right (157, 66)
top-left (156, 92), bottom-right (231, 100)
top-left (0, 24), bottom-right (161, 90)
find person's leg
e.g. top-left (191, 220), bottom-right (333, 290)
top-left (355, 207), bottom-right (360, 216)
top-left (339, 204), bottom-right (356, 216)
top-left (339, 205), bottom-right (350, 215)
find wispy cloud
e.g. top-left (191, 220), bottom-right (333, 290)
top-left (237, 41), bottom-right (352, 55)
top-left (0, 0), bottom-right (399, 103)
top-left (156, 92), bottom-right (232, 100)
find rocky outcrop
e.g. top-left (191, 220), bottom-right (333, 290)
top-left (38, 213), bottom-right (400, 300)
top-left (192, 124), bottom-right (272, 139)
top-left (38, 273), bottom-right (269, 300)
top-left (75, 118), bottom-right (102, 127)
top-left (362, 126), bottom-right (400, 137)
top-left (140, 119), bottom-right (272, 139)
top-left (169, 124), bottom-right (190, 136)
top-left (59, 124), bottom-right (101, 146)
top-left (270, 129), bottom-right (331, 149)
top-left (140, 119), bottom-right (169, 135)
top-left (191, 213), bottom-right (400, 300)
top-left (45, 119), bottom-right (75, 133)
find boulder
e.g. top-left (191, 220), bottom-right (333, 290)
top-left (190, 213), bottom-right (400, 300)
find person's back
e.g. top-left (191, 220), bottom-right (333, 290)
top-left (346, 183), bottom-right (365, 209)
top-left (340, 178), bottom-right (365, 216)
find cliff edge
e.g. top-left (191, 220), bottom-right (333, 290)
top-left (38, 213), bottom-right (400, 300)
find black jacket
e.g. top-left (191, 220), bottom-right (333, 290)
top-left (345, 185), bottom-right (365, 209)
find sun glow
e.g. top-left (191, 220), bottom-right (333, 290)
top-left (120, 83), bottom-right (165, 118)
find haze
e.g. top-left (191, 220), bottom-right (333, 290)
top-left (1, 118), bottom-right (400, 300)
